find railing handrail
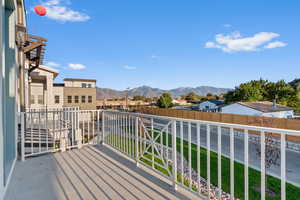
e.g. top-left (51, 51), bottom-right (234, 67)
top-left (103, 110), bottom-right (300, 136)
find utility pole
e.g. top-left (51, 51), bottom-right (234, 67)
top-left (125, 87), bottom-right (130, 110)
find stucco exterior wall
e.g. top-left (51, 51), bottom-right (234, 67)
top-left (53, 86), bottom-right (64, 108)
top-left (262, 110), bottom-right (294, 118)
top-left (64, 80), bottom-right (96, 88)
top-left (63, 87), bottom-right (96, 110)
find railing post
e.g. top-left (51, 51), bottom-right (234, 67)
top-left (21, 112), bottom-right (25, 162)
top-left (101, 111), bottom-right (105, 145)
top-left (135, 117), bottom-right (139, 167)
top-left (172, 120), bottom-right (177, 191)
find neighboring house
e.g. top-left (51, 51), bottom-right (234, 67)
top-left (196, 100), bottom-right (224, 112)
top-left (64, 78), bottom-right (97, 110)
top-left (172, 98), bottom-right (189, 106)
top-left (221, 101), bottom-right (294, 118)
top-left (29, 68), bottom-right (97, 110)
top-left (29, 65), bottom-right (59, 108)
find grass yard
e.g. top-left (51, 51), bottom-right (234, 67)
top-left (105, 129), bottom-right (300, 200)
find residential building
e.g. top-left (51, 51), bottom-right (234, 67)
top-left (28, 68), bottom-right (97, 110)
top-left (29, 65), bottom-right (59, 108)
top-left (221, 101), bottom-right (294, 118)
top-left (96, 99), bottom-right (150, 109)
top-left (0, 0), bottom-right (27, 197)
top-left (64, 78), bottom-right (97, 110)
top-left (196, 100), bottom-right (224, 112)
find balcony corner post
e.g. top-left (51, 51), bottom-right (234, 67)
top-left (135, 117), bottom-right (139, 167)
top-left (172, 120), bottom-right (177, 191)
top-left (101, 111), bottom-right (105, 145)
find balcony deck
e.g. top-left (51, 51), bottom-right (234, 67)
top-left (5, 145), bottom-right (196, 200)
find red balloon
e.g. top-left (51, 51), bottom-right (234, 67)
top-left (34, 5), bottom-right (47, 16)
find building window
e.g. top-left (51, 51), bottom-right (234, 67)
top-left (67, 96), bottom-right (72, 103)
top-left (55, 95), bottom-right (60, 104)
top-left (38, 95), bottom-right (44, 105)
top-left (88, 96), bottom-right (92, 103)
top-left (75, 96), bottom-right (79, 103)
top-left (88, 84), bottom-right (92, 88)
top-left (30, 95), bottom-right (35, 104)
top-left (82, 83), bottom-right (87, 88)
top-left (82, 96), bottom-right (86, 103)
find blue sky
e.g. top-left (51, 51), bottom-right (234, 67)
top-left (26, 0), bottom-right (300, 90)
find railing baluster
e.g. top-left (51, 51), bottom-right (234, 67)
top-left (261, 131), bottom-right (266, 200)
top-left (180, 121), bottom-right (184, 186)
top-left (207, 124), bottom-right (211, 199)
top-left (126, 114), bottom-right (129, 154)
top-left (38, 112), bottom-right (41, 153)
top-left (230, 127), bottom-right (234, 200)
top-left (88, 111), bottom-right (90, 144)
top-left (31, 112), bottom-right (33, 154)
top-left (92, 111), bottom-right (95, 144)
top-left (172, 120), bottom-right (177, 190)
top-left (188, 122), bottom-right (192, 190)
top-left (281, 133), bottom-right (286, 200)
top-left (21, 113), bottom-right (25, 161)
top-left (244, 129), bottom-right (249, 200)
top-left (52, 110), bottom-right (55, 151)
top-left (135, 117), bottom-right (139, 166)
top-left (197, 123), bottom-right (201, 195)
top-left (218, 125), bottom-right (222, 199)
top-left (151, 118), bottom-right (154, 169)
top-left (46, 110), bottom-right (48, 151)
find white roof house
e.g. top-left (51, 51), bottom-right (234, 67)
top-left (221, 101), bottom-right (294, 118)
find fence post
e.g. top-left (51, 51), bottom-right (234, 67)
top-left (21, 112), bottom-right (25, 162)
top-left (101, 111), bottom-right (105, 145)
top-left (135, 117), bottom-right (139, 167)
top-left (172, 120), bottom-right (177, 191)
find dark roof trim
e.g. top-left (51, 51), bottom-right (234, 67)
top-left (53, 83), bottom-right (65, 87)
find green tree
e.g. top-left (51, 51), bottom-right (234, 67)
top-left (157, 93), bottom-right (173, 108)
top-left (182, 92), bottom-right (200, 102)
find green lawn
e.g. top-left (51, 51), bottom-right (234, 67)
top-left (105, 130), bottom-right (300, 200)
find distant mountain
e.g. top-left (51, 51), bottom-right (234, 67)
top-left (97, 85), bottom-right (232, 99)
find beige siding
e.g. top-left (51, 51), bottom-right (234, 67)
top-left (63, 87), bottom-right (96, 110)
top-left (53, 86), bottom-right (64, 107)
top-left (64, 80), bottom-right (96, 88)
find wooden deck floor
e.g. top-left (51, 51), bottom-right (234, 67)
top-left (5, 145), bottom-right (197, 200)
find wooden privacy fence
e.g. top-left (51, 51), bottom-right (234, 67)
top-left (135, 107), bottom-right (300, 142)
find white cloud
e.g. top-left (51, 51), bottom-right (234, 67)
top-left (42, 0), bottom-right (90, 22)
top-left (151, 55), bottom-right (159, 59)
top-left (223, 24), bottom-right (232, 28)
top-left (264, 41), bottom-right (287, 49)
top-left (123, 65), bottom-right (137, 70)
top-left (46, 61), bottom-right (60, 67)
top-left (205, 31), bottom-right (287, 52)
top-left (68, 63), bottom-right (86, 70)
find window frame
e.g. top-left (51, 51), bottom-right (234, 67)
top-left (88, 96), bottom-right (92, 103)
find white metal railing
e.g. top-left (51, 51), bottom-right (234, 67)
top-left (19, 109), bottom-right (102, 160)
top-left (19, 109), bottom-right (300, 200)
top-left (26, 106), bottom-right (79, 112)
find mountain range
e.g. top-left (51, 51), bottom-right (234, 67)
top-left (97, 85), bottom-right (232, 99)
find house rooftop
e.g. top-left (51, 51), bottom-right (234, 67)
top-left (37, 65), bottom-right (59, 78)
top-left (200, 100), bottom-right (224, 105)
top-left (64, 78), bottom-right (96, 82)
top-left (237, 101), bottom-right (293, 113)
